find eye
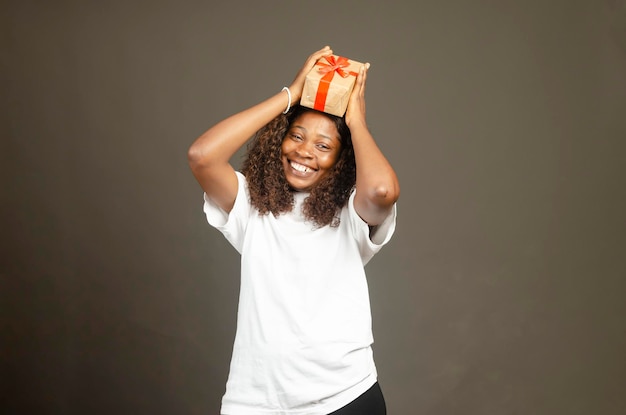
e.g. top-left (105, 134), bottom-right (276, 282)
top-left (290, 133), bottom-right (303, 141)
top-left (316, 143), bottom-right (331, 150)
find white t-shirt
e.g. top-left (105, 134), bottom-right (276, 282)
top-left (203, 172), bottom-right (396, 415)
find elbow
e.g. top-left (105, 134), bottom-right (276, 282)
top-left (187, 143), bottom-right (201, 165)
top-left (371, 181), bottom-right (400, 206)
top-left (187, 143), bottom-right (208, 171)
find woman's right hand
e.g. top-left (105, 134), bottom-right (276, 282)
top-left (289, 46), bottom-right (334, 103)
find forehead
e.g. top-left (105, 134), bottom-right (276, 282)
top-left (290, 111), bottom-right (341, 141)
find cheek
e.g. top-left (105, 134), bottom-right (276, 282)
top-left (321, 153), bottom-right (340, 169)
top-left (280, 140), bottom-right (291, 156)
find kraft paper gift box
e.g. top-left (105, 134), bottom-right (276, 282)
top-left (301, 54), bottom-right (364, 117)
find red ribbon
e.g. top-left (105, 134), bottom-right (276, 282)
top-left (313, 55), bottom-right (358, 112)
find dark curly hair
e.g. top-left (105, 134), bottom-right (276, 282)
top-left (241, 105), bottom-right (356, 227)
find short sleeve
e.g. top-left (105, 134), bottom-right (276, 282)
top-left (347, 190), bottom-right (397, 265)
top-left (202, 172), bottom-right (251, 253)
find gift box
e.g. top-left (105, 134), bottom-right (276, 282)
top-left (300, 54), bottom-right (363, 117)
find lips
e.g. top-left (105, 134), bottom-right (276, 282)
top-left (289, 160), bottom-right (316, 176)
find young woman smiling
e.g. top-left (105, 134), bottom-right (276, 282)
top-left (188, 46), bottom-right (399, 415)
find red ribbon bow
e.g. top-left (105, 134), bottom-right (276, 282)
top-left (313, 55), bottom-right (358, 113)
top-left (316, 55), bottom-right (354, 78)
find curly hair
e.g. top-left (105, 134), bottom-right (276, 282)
top-left (241, 105), bottom-right (356, 227)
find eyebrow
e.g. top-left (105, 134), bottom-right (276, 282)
top-left (291, 125), bottom-right (339, 142)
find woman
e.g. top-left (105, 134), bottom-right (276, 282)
top-left (188, 46), bottom-right (399, 415)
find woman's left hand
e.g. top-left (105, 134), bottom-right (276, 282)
top-left (345, 62), bottom-right (370, 128)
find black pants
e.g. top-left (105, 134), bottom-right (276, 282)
top-left (327, 382), bottom-right (386, 415)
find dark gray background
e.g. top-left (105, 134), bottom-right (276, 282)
top-left (2, 1), bottom-right (625, 414)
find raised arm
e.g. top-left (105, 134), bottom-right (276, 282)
top-left (187, 46), bottom-right (334, 212)
top-left (345, 63), bottom-right (400, 226)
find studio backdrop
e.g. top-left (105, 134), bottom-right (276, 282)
top-left (2, 1), bottom-right (625, 414)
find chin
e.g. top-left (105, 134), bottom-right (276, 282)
top-left (287, 181), bottom-right (313, 192)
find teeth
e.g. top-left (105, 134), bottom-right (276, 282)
top-left (291, 161), bottom-right (311, 173)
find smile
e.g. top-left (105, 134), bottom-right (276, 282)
top-left (290, 161), bottom-right (316, 174)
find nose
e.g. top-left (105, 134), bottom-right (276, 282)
top-left (295, 141), bottom-right (313, 157)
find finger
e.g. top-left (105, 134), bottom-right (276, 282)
top-left (353, 63), bottom-right (368, 97)
top-left (309, 46), bottom-right (333, 62)
top-left (296, 47), bottom-right (333, 82)
top-left (359, 63), bottom-right (370, 96)
top-left (318, 45), bottom-right (332, 54)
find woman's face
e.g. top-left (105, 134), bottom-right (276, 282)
top-left (281, 111), bottom-right (342, 191)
